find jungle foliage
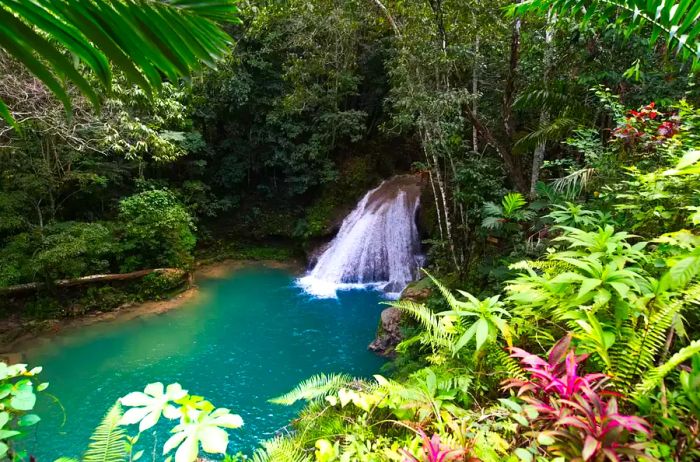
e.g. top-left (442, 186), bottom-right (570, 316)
top-left (1, 0), bottom-right (700, 461)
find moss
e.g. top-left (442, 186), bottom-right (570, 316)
top-left (196, 239), bottom-right (300, 263)
top-left (299, 155), bottom-right (383, 239)
top-left (302, 195), bottom-right (340, 238)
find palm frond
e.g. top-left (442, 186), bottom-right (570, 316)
top-left (482, 201), bottom-right (503, 217)
top-left (513, 0), bottom-right (700, 69)
top-left (269, 373), bottom-right (352, 406)
top-left (633, 339), bottom-right (700, 399)
top-left (551, 168), bottom-right (597, 199)
top-left (514, 88), bottom-right (576, 112)
top-left (83, 402), bottom-right (127, 462)
top-left (0, 0), bottom-right (240, 124)
top-left (481, 215), bottom-right (503, 230)
top-left (502, 193), bottom-right (527, 216)
top-left (515, 116), bottom-right (579, 150)
top-left (493, 348), bottom-right (527, 381)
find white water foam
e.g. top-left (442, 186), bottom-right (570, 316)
top-left (298, 175), bottom-right (423, 299)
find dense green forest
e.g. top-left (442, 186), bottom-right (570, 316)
top-left (2, 0), bottom-right (700, 461)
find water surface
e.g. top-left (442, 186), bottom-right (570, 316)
top-left (24, 267), bottom-right (385, 459)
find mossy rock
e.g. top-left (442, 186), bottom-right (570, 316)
top-left (401, 277), bottom-right (433, 302)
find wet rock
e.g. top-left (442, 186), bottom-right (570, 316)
top-left (368, 307), bottom-right (403, 358)
top-left (401, 283), bottom-right (432, 302)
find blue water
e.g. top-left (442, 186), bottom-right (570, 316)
top-left (23, 267), bottom-right (386, 459)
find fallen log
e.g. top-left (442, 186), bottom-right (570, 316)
top-left (0, 268), bottom-right (187, 296)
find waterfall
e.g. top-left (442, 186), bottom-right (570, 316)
top-left (298, 175), bottom-right (424, 298)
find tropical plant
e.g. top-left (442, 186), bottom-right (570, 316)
top-left (58, 382), bottom-right (243, 462)
top-left (400, 430), bottom-right (465, 462)
top-left (547, 203), bottom-right (610, 230)
top-left (504, 337), bottom-right (652, 461)
top-left (390, 272), bottom-right (512, 358)
top-left (513, 1), bottom-right (700, 69)
top-left (269, 373), bottom-right (352, 406)
top-left (119, 189), bottom-right (196, 270)
top-left (0, 362), bottom-right (46, 460)
top-left (0, 0), bottom-right (240, 125)
top-left (249, 436), bottom-right (311, 462)
top-left (82, 403), bottom-right (128, 462)
top-left (633, 339), bottom-right (700, 398)
top-left (482, 193), bottom-right (535, 232)
top-left (551, 168), bottom-right (598, 199)
top-left (504, 334), bottom-right (609, 400)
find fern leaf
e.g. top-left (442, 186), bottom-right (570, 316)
top-left (83, 403), bottom-right (127, 462)
top-left (269, 373), bottom-right (351, 405)
top-left (493, 348), bottom-right (527, 381)
top-left (633, 339), bottom-right (700, 399)
top-left (389, 300), bottom-right (443, 339)
top-left (251, 436), bottom-right (310, 462)
top-left (607, 285), bottom-right (700, 392)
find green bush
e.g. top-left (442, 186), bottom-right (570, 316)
top-left (138, 271), bottom-right (186, 300)
top-left (0, 222), bottom-right (115, 286)
top-left (119, 189), bottom-right (196, 271)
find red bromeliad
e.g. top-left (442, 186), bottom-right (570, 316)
top-left (505, 334), bottom-right (608, 400)
top-left (503, 335), bottom-right (652, 461)
top-left (401, 430), bottom-right (467, 462)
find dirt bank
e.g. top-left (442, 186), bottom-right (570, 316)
top-left (0, 259), bottom-right (302, 359)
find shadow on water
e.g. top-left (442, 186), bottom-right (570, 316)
top-left (24, 266), bottom-right (386, 458)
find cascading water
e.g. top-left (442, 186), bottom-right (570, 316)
top-left (298, 175), bottom-right (424, 298)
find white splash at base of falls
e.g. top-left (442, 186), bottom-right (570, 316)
top-left (298, 175), bottom-right (423, 299)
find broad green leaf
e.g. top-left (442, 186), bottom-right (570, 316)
top-left (475, 318), bottom-right (490, 351)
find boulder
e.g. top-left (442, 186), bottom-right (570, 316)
top-left (401, 283), bottom-right (432, 302)
top-left (368, 307), bottom-right (403, 358)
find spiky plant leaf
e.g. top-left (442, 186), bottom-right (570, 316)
top-left (515, 116), bottom-right (579, 150)
top-left (0, 0), bottom-right (240, 124)
top-left (83, 402), bottom-right (127, 462)
top-left (502, 193), bottom-right (528, 217)
top-left (269, 373), bottom-right (352, 406)
top-left (387, 299), bottom-right (454, 353)
top-left (633, 339), bottom-right (700, 398)
top-left (609, 286), bottom-right (700, 392)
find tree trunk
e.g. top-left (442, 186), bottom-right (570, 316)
top-left (530, 112), bottom-right (549, 197)
top-left (462, 104), bottom-right (529, 193)
top-left (427, 168), bottom-right (445, 241)
top-left (370, 0), bottom-right (401, 37)
top-left (530, 9), bottom-right (556, 197)
top-left (503, 1), bottom-right (521, 142)
top-left (0, 268), bottom-right (187, 296)
top-left (424, 128), bottom-right (459, 272)
top-left (472, 24), bottom-right (479, 152)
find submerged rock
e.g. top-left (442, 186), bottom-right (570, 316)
top-left (368, 307), bottom-right (403, 358)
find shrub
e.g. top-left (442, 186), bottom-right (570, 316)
top-left (119, 189), bottom-right (196, 270)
